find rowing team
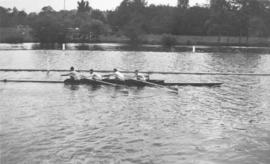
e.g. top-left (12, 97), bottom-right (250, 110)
top-left (61, 67), bottom-right (149, 81)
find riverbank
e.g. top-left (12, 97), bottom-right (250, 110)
top-left (0, 43), bottom-right (270, 54)
top-left (1, 27), bottom-right (270, 47)
top-left (100, 34), bottom-right (270, 47)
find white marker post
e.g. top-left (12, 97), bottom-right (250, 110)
top-left (192, 45), bottom-right (196, 53)
top-left (62, 43), bottom-right (66, 50)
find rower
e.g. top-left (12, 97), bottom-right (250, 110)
top-left (113, 68), bottom-right (125, 81)
top-left (104, 68), bottom-right (125, 81)
top-left (134, 70), bottom-right (147, 81)
top-left (89, 69), bottom-right (102, 80)
top-left (61, 66), bottom-right (79, 80)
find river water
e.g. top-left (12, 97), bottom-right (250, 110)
top-left (0, 50), bottom-right (270, 164)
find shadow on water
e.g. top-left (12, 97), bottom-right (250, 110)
top-left (64, 84), bottom-right (80, 90)
top-left (86, 85), bottom-right (102, 92)
top-left (75, 44), bottom-right (104, 50)
top-left (32, 43), bottom-right (63, 50)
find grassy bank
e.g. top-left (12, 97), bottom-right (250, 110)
top-left (142, 35), bottom-right (270, 47)
top-left (101, 34), bottom-right (270, 47)
top-left (1, 27), bottom-right (270, 47)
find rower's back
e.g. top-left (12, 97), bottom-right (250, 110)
top-left (70, 70), bottom-right (79, 80)
top-left (113, 69), bottom-right (125, 81)
top-left (69, 67), bottom-right (79, 80)
top-left (135, 70), bottom-right (146, 81)
top-left (90, 69), bottom-right (102, 80)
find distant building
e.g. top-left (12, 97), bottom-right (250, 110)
top-left (178, 0), bottom-right (189, 8)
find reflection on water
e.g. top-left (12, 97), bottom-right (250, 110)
top-left (0, 43), bottom-right (270, 53)
top-left (0, 50), bottom-right (270, 164)
top-left (64, 84), bottom-right (80, 91)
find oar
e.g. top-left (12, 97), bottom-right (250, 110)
top-left (0, 79), bottom-right (64, 83)
top-left (88, 78), bottom-right (129, 94)
top-left (130, 79), bottom-right (178, 93)
top-left (89, 79), bottom-right (118, 87)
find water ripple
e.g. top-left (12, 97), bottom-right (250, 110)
top-left (1, 50), bottom-right (270, 164)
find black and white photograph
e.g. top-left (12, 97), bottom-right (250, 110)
top-left (0, 0), bottom-right (270, 163)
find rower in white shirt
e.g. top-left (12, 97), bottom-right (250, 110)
top-left (104, 68), bottom-right (125, 81)
top-left (113, 68), bottom-right (125, 81)
top-left (61, 66), bottom-right (79, 80)
top-left (89, 69), bottom-right (102, 80)
top-left (134, 70), bottom-right (147, 81)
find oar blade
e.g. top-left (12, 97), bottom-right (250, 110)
top-left (130, 79), bottom-right (178, 94)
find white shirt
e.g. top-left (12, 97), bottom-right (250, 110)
top-left (90, 72), bottom-right (102, 80)
top-left (136, 73), bottom-right (146, 81)
top-left (114, 71), bottom-right (125, 80)
top-left (69, 70), bottom-right (79, 80)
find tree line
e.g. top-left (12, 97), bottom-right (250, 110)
top-left (0, 0), bottom-right (270, 43)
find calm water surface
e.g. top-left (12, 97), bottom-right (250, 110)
top-left (0, 50), bottom-right (270, 164)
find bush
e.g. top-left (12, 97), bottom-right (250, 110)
top-left (80, 20), bottom-right (105, 42)
top-left (4, 35), bottom-right (24, 43)
top-left (31, 15), bottom-right (67, 43)
top-left (123, 23), bottom-right (144, 45)
top-left (161, 34), bottom-right (177, 48)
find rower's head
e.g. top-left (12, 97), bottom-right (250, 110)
top-left (113, 68), bottom-right (118, 72)
top-left (135, 70), bottom-right (139, 75)
top-left (90, 69), bottom-right (93, 74)
top-left (70, 67), bottom-right (74, 71)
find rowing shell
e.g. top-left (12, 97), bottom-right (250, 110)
top-left (0, 79), bottom-right (222, 87)
top-left (65, 79), bottom-right (222, 87)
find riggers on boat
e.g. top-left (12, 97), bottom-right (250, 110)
top-left (63, 78), bottom-right (222, 87)
top-left (64, 78), bottom-right (164, 86)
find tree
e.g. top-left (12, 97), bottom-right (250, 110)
top-left (1, 0), bottom-right (270, 44)
top-left (89, 20), bottom-right (105, 39)
top-left (178, 0), bottom-right (189, 9)
top-left (11, 8), bottom-right (27, 25)
top-left (77, 0), bottom-right (91, 13)
top-left (79, 20), bottom-right (105, 42)
top-left (143, 5), bottom-right (175, 34)
top-left (205, 0), bottom-right (232, 40)
top-left (161, 34), bottom-right (177, 48)
top-left (174, 6), bottom-right (209, 35)
top-left (0, 7), bottom-right (10, 27)
top-left (230, 0), bottom-right (269, 41)
top-left (248, 16), bottom-right (267, 37)
top-left (31, 10), bottom-right (67, 43)
top-left (41, 6), bottom-right (55, 13)
top-left (91, 9), bottom-right (106, 23)
top-left (107, 0), bottom-right (147, 43)
top-left (123, 19), bottom-right (144, 44)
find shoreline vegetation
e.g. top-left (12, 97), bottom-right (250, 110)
top-left (0, 28), bottom-right (269, 47)
top-left (1, 0), bottom-right (270, 48)
top-left (1, 42), bottom-right (270, 54)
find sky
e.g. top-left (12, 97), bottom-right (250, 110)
top-left (0, 0), bottom-right (207, 13)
